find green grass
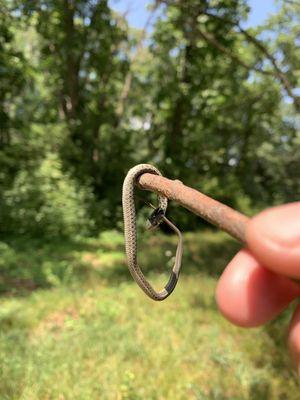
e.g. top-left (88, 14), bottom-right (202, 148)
top-left (0, 230), bottom-right (299, 399)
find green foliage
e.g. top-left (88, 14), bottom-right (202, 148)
top-left (0, 0), bottom-right (299, 235)
top-left (25, 0), bottom-right (133, 211)
top-left (0, 231), bottom-right (298, 399)
top-left (0, 1), bottom-right (27, 134)
top-left (142, 0), bottom-right (299, 217)
top-left (0, 1), bottom-right (28, 190)
top-left (2, 153), bottom-right (94, 237)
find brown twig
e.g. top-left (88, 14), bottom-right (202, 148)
top-left (137, 173), bottom-right (250, 244)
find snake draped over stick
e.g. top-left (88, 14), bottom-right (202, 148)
top-left (122, 164), bottom-right (183, 301)
top-left (122, 163), bottom-right (251, 300)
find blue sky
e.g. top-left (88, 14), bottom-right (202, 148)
top-left (109, 0), bottom-right (278, 29)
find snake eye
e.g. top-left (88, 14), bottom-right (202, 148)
top-left (147, 207), bottom-right (165, 229)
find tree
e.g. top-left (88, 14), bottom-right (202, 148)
top-left (16, 0), bottom-right (140, 227)
top-left (0, 0), bottom-right (298, 236)
top-left (0, 0), bottom-right (29, 226)
top-left (132, 0), bottom-right (299, 225)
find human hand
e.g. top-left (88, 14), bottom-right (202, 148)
top-left (216, 202), bottom-right (300, 374)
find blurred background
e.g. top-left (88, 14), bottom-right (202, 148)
top-left (0, 0), bottom-right (299, 398)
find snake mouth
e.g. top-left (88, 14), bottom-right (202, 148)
top-left (147, 207), bottom-right (165, 230)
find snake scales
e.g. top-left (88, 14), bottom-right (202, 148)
top-left (122, 164), bottom-right (183, 301)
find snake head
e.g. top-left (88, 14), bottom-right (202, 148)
top-left (146, 207), bottom-right (165, 230)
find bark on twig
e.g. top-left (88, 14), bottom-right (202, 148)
top-left (137, 173), bottom-right (249, 243)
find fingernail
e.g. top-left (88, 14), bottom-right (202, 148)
top-left (247, 202), bottom-right (300, 279)
top-left (254, 202), bottom-right (300, 247)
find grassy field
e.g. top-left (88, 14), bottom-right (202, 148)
top-left (0, 230), bottom-right (299, 399)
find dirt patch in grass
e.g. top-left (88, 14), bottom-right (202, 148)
top-left (32, 307), bottom-right (79, 339)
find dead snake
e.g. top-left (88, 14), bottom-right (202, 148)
top-left (122, 164), bottom-right (183, 301)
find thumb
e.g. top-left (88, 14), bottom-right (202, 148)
top-left (246, 202), bottom-right (300, 280)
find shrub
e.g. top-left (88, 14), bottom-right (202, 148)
top-left (1, 153), bottom-right (94, 238)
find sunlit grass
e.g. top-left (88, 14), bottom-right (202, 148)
top-left (0, 231), bottom-right (299, 399)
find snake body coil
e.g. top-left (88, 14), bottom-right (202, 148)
top-left (122, 164), bottom-right (183, 301)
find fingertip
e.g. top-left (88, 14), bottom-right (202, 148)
top-left (246, 202), bottom-right (300, 279)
